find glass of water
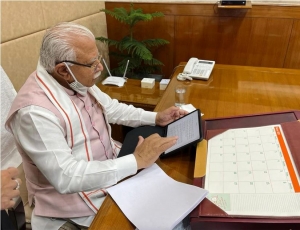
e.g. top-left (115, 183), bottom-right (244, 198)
top-left (175, 85), bottom-right (186, 107)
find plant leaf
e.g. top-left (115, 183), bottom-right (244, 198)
top-left (96, 37), bottom-right (120, 47)
top-left (100, 8), bottom-right (129, 24)
top-left (118, 37), bottom-right (152, 60)
top-left (142, 39), bottom-right (170, 47)
top-left (99, 3), bottom-right (168, 77)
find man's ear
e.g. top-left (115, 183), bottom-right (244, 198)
top-left (54, 63), bottom-right (72, 81)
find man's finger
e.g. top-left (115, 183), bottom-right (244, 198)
top-left (160, 140), bottom-right (177, 152)
top-left (7, 167), bottom-right (19, 179)
top-left (157, 136), bottom-right (178, 152)
top-left (136, 136), bottom-right (144, 147)
top-left (147, 133), bottom-right (161, 139)
top-left (10, 189), bottom-right (20, 198)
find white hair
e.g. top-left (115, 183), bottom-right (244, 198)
top-left (39, 22), bottom-right (95, 72)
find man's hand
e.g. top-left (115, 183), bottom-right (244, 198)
top-left (155, 106), bottom-right (188, 127)
top-left (133, 134), bottom-right (178, 170)
top-left (1, 167), bottom-right (22, 210)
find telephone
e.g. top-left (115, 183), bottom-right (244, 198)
top-left (180, 57), bottom-right (215, 81)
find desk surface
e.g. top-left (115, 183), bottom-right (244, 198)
top-left (89, 64), bottom-right (300, 230)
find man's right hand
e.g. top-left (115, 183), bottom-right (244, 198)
top-left (133, 134), bottom-right (178, 170)
top-left (1, 167), bottom-right (22, 210)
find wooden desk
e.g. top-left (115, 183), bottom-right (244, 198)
top-left (90, 64), bottom-right (300, 230)
top-left (97, 78), bottom-right (163, 111)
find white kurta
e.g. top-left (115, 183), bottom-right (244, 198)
top-left (7, 65), bottom-right (157, 229)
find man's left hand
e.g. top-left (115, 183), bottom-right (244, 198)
top-left (155, 106), bottom-right (188, 126)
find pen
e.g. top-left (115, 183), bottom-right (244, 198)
top-left (102, 58), bottom-right (112, 76)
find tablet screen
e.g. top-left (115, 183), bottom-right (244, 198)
top-left (164, 109), bottom-right (202, 154)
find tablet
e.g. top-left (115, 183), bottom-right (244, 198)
top-left (118, 109), bottom-right (203, 158)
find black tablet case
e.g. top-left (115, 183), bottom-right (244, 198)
top-left (118, 109), bottom-right (203, 158)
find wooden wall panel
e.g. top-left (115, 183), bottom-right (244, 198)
top-left (285, 20), bottom-right (300, 69)
top-left (174, 16), bottom-right (293, 67)
top-left (105, 2), bottom-right (300, 78)
top-left (114, 3), bottom-right (300, 19)
top-left (132, 16), bottom-right (175, 78)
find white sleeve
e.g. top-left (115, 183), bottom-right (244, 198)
top-left (93, 87), bottom-right (157, 127)
top-left (10, 105), bottom-right (137, 194)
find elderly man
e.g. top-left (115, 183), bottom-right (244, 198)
top-left (5, 22), bottom-right (187, 230)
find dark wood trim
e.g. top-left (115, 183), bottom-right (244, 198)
top-left (103, 2), bottom-right (300, 78)
top-left (105, 2), bottom-right (300, 19)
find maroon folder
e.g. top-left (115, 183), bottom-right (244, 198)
top-left (190, 110), bottom-right (300, 230)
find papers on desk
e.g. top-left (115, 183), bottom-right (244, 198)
top-left (107, 164), bottom-right (208, 230)
top-left (180, 104), bottom-right (204, 116)
top-left (205, 124), bottom-right (300, 217)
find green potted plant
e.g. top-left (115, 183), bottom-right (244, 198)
top-left (96, 3), bottom-right (169, 80)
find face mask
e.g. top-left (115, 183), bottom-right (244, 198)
top-left (64, 62), bottom-right (88, 96)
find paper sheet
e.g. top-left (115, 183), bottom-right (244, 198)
top-left (107, 164), bottom-right (208, 230)
top-left (205, 124), bottom-right (300, 217)
top-left (180, 104), bottom-right (204, 116)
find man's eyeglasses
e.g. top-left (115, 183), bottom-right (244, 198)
top-left (56, 54), bottom-right (102, 71)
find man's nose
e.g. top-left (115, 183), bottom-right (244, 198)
top-left (95, 62), bottom-right (103, 72)
top-left (99, 63), bottom-right (104, 71)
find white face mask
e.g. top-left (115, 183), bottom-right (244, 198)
top-left (64, 62), bottom-right (88, 96)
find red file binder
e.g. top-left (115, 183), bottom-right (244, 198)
top-left (191, 110), bottom-right (300, 230)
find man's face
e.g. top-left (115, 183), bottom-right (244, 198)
top-left (68, 36), bottom-right (103, 87)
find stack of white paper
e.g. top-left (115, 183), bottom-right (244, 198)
top-left (107, 164), bottom-right (208, 230)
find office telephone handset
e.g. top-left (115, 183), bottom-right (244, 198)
top-left (178, 57), bottom-right (215, 81)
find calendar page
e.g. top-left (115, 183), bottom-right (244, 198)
top-left (204, 125), bottom-right (300, 217)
